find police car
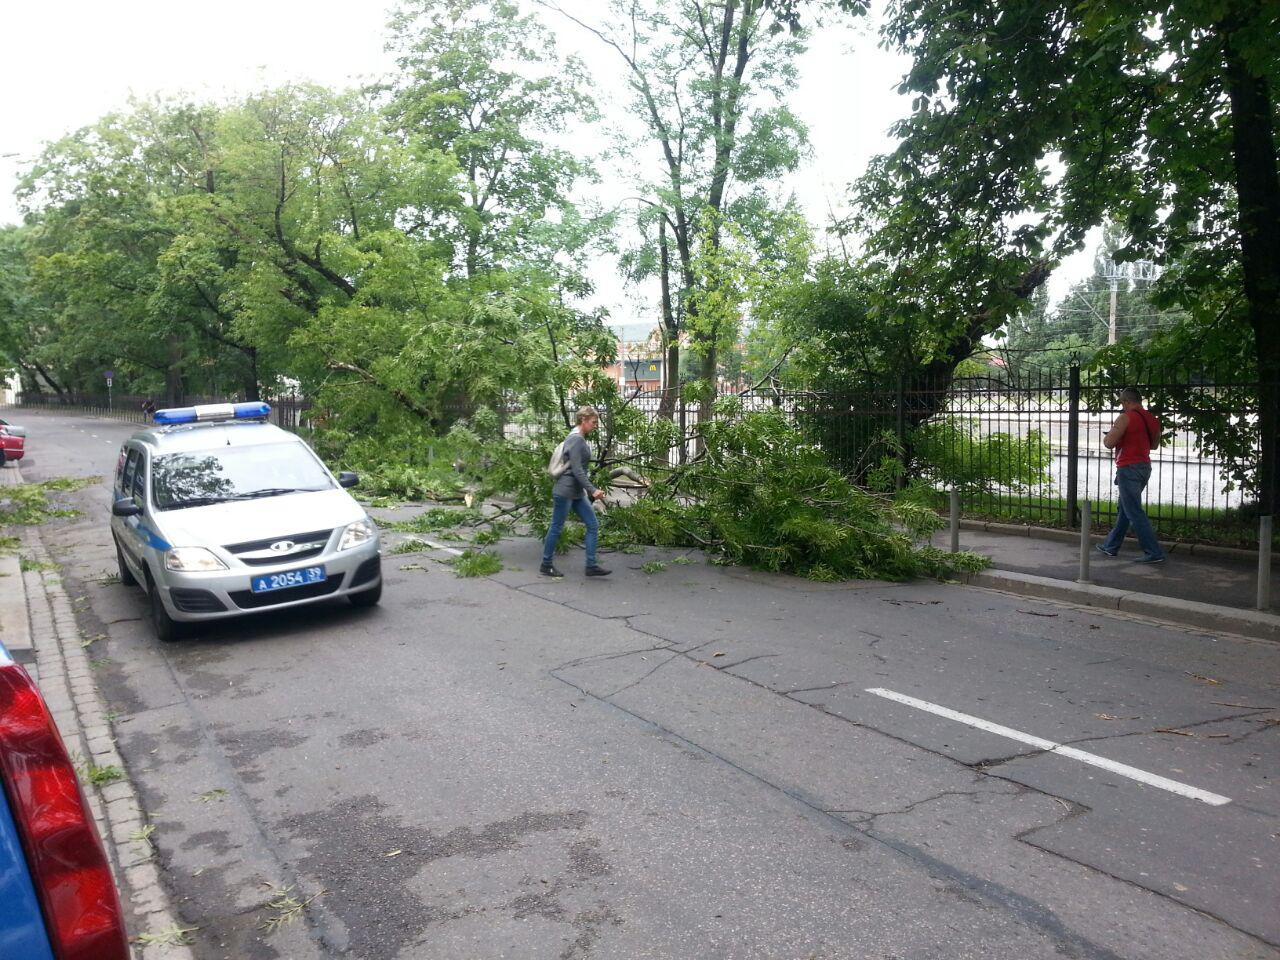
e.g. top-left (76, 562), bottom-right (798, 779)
top-left (110, 402), bottom-right (381, 641)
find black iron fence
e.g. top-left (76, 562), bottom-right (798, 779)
top-left (9, 364), bottom-right (1272, 547)
top-left (615, 363), bottom-right (1271, 547)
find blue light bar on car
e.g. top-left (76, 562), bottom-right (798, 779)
top-left (153, 402), bottom-right (272, 425)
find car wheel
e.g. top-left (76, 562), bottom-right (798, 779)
top-left (348, 581), bottom-right (382, 608)
top-left (116, 542), bottom-right (137, 587)
top-left (146, 573), bottom-right (186, 642)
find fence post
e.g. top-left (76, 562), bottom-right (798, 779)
top-left (1260, 516), bottom-right (1273, 611)
top-left (1077, 500), bottom-right (1092, 583)
top-left (894, 373), bottom-right (906, 491)
top-left (949, 489), bottom-right (960, 553)
top-left (1066, 363), bottom-right (1081, 528)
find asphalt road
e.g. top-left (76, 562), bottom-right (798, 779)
top-left (10, 407), bottom-right (1280, 960)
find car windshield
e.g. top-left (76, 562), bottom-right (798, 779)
top-left (152, 442), bottom-right (334, 510)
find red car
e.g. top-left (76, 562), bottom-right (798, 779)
top-left (0, 418), bottom-right (24, 464)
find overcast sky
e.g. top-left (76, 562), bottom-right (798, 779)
top-left (0, 1), bottom-right (1092, 326)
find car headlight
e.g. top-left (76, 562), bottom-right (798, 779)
top-left (165, 547), bottom-right (228, 572)
top-left (338, 518), bottom-right (375, 551)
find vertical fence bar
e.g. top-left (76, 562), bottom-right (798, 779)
top-left (1067, 364), bottom-right (1081, 528)
top-left (949, 489), bottom-right (960, 553)
top-left (678, 386), bottom-right (687, 465)
top-left (1260, 516), bottom-right (1273, 611)
top-left (1078, 500), bottom-right (1092, 583)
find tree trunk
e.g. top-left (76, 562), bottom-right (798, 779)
top-left (28, 361), bottom-right (67, 399)
top-left (657, 219), bottom-right (679, 423)
top-left (243, 347), bottom-right (261, 402)
top-left (166, 334), bottom-right (185, 406)
top-left (1223, 32), bottom-right (1280, 516)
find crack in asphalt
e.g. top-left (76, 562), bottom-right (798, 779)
top-left (1223, 719), bottom-right (1280, 746)
top-left (714, 653), bottom-right (780, 672)
top-left (600, 652), bottom-right (682, 699)
top-left (825, 786), bottom-right (1015, 825)
top-left (779, 681), bottom-right (853, 696)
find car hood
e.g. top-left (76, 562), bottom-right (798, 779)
top-left (154, 489), bottom-right (368, 548)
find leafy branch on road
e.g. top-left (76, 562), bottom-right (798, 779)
top-left (134, 926), bottom-right (197, 948)
top-left (370, 400), bottom-right (990, 584)
top-left (259, 883), bottom-right (325, 933)
top-left (0, 476), bottom-right (98, 526)
top-left (450, 549), bottom-right (504, 578)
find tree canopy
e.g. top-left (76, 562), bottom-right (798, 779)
top-left (852, 0), bottom-right (1279, 507)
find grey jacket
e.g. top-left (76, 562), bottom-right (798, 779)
top-left (552, 430), bottom-right (597, 500)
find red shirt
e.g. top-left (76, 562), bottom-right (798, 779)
top-left (1115, 407), bottom-right (1160, 467)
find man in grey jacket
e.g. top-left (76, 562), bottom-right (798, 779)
top-left (541, 406), bottom-right (611, 578)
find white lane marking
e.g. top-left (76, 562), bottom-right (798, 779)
top-left (864, 687), bottom-right (1231, 806)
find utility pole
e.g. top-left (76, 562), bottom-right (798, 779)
top-left (1108, 277), bottom-right (1119, 345)
top-left (1100, 258), bottom-right (1160, 345)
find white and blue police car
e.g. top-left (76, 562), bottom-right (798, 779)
top-left (109, 402), bottom-right (381, 641)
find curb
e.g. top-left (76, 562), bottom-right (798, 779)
top-left (0, 552), bottom-right (32, 659)
top-left (4, 466), bottom-right (195, 960)
top-left (958, 518), bottom-right (1263, 562)
top-left (963, 568), bottom-right (1280, 642)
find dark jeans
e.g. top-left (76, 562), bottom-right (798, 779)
top-left (1102, 462), bottom-right (1164, 559)
top-left (542, 494), bottom-right (598, 568)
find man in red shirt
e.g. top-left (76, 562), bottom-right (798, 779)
top-left (1097, 387), bottom-right (1166, 563)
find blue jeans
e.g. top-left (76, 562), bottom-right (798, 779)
top-left (1102, 462), bottom-right (1164, 559)
top-left (542, 495), bottom-right (598, 568)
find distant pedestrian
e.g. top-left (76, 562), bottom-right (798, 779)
top-left (541, 406), bottom-right (610, 579)
top-left (1097, 387), bottom-right (1166, 564)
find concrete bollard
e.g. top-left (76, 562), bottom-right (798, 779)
top-left (949, 489), bottom-right (960, 553)
top-left (1077, 501), bottom-right (1092, 584)
top-left (1260, 516), bottom-right (1273, 612)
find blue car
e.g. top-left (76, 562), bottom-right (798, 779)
top-left (0, 640), bottom-right (130, 960)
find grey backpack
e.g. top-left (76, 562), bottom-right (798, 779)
top-left (547, 432), bottom-right (575, 478)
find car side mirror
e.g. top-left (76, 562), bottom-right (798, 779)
top-left (112, 498), bottom-right (142, 518)
top-left (337, 471), bottom-right (360, 489)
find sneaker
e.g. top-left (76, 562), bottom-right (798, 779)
top-left (1132, 554), bottom-right (1166, 564)
top-left (540, 564), bottom-right (564, 578)
top-left (584, 565), bottom-right (612, 577)
top-left (1094, 545), bottom-right (1118, 558)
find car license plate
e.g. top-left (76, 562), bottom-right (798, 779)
top-left (250, 566), bottom-right (325, 593)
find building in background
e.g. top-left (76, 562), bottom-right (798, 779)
top-left (1, 374), bottom-right (18, 405)
top-left (604, 324), bottom-right (666, 394)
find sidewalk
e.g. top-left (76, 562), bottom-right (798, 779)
top-left (935, 520), bottom-right (1280, 641)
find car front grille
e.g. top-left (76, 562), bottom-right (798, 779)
top-left (228, 577), bottom-right (342, 610)
top-left (224, 529), bottom-right (334, 567)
